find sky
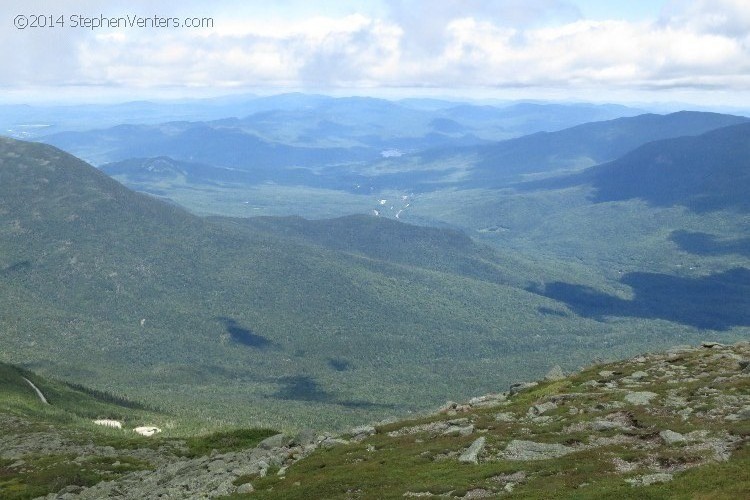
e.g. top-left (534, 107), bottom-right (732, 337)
top-left (2, 0), bottom-right (750, 105)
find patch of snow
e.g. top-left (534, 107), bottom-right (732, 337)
top-left (94, 419), bottom-right (123, 429)
top-left (134, 426), bottom-right (161, 437)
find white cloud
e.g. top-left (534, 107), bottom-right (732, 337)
top-left (2, 0), bottom-right (750, 102)
top-left (662, 0), bottom-right (750, 36)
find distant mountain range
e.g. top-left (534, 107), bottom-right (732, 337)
top-left (35, 95), bottom-right (644, 169)
top-left (84, 110), bottom-right (749, 195)
top-left (409, 111), bottom-right (750, 188)
top-left (518, 121), bottom-right (750, 213)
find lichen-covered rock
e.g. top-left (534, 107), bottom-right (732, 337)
top-left (659, 429), bottom-right (685, 445)
top-left (502, 440), bottom-right (575, 461)
top-left (509, 381), bottom-right (538, 395)
top-left (626, 473), bottom-right (673, 487)
top-left (458, 437), bottom-right (486, 464)
top-left (528, 401), bottom-right (558, 416)
top-left (624, 391), bottom-right (658, 405)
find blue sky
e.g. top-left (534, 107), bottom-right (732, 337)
top-left (572, 0), bottom-right (664, 21)
top-left (2, 0), bottom-right (750, 105)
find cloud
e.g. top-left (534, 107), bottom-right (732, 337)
top-left (662, 0), bottom-right (750, 37)
top-left (382, 0), bottom-right (580, 56)
top-left (2, 0), bottom-right (750, 99)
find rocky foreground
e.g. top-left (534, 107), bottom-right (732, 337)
top-left (7, 340), bottom-right (748, 499)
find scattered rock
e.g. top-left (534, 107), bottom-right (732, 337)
top-left (502, 440), bottom-right (575, 461)
top-left (320, 437), bottom-right (349, 449)
top-left (350, 425), bottom-right (376, 441)
top-left (629, 371), bottom-right (648, 380)
top-left (236, 482), bottom-right (254, 494)
top-left (659, 430), bottom-right (686, 445)
top-left (626, 473), bottom-right (673, 487)
top-left (258, 433), bottom-right (287, 450)
top-left (495, 412), bottom-right (516, 422)
top-left (468, 393), bottom-right (508, 408)
top-left (612, 457), bottom-right (637, 473)
top-left (463, 488), bottom-right (495, 498)
top-left (624, 391), bottom-right (658, 405)
top-left (389, 418), bottom-right (473, 437)
top-left (443, 425), bottom-right (474, 437)
top-left (289, 429), bottom-right (317, 447)
top-left (510, 382), bottom-right (538, 395)
top-left (528, 401), bottom-right (558, 416)
top-left (591, 420), bottom-right (629, 432)
top-left (725, 406), bottom-right (750, 421)
top-left (490, 471), bottom-right (526, 484)
top-left (458, 437), bottom-right (486, 464)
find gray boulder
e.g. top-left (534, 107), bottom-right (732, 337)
top-left (659, 430), bottom-right (685, 445)
top-left (458, 437), bottom-right (486, 464)
top-left (624, 391), bottom-right (658, 405)
top-left (510, 382), bottom-right (538, 395)
top-left (236, 482), bottom-right (254, 494)
top-left (258, 433), bottom-right (287, 450)
top-left (502, 440), bottom-right (574, 461)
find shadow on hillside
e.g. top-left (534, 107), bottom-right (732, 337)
top-left (670, 231), bottom-right (750, 257)
top-left (271, 375), bottom-right (396, 410)
top-left (217, 317), bottom-right (275, 349)
top-left (328, 358), bottom-right (353, 372)
top-left (529, 267), bottom-right (750, 331)
top-left (2, 260), bottom-right (32, 275)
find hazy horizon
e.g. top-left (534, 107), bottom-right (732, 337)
top-left (4, 1), bottom-right (750, 107)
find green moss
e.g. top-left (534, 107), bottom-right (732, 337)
top-left (181, 428), bottom-right (277, 457)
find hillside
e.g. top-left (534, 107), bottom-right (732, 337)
top-left (2, 136), bottom-right (643, 431)
top-left (226, 214), bottom-right (520, 287)
top-left (407, 120), bottom-right (750, 263)
top-left (41, 122), bottom-right (375, 170)
top-left (3, 342), bottom-right (747, 498)
top-left (584, 122), bottom-right (750, 212)
top-left (3, 132), bottom-right (748, 435)
top-left (516, 122), bottom-right (750, 214)
top-left (396, 111), bottom-right (749, 188)
top-left (238, 340), bottom-right (750, 499)
top-left (0, 362), bottom-right (275, 499)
